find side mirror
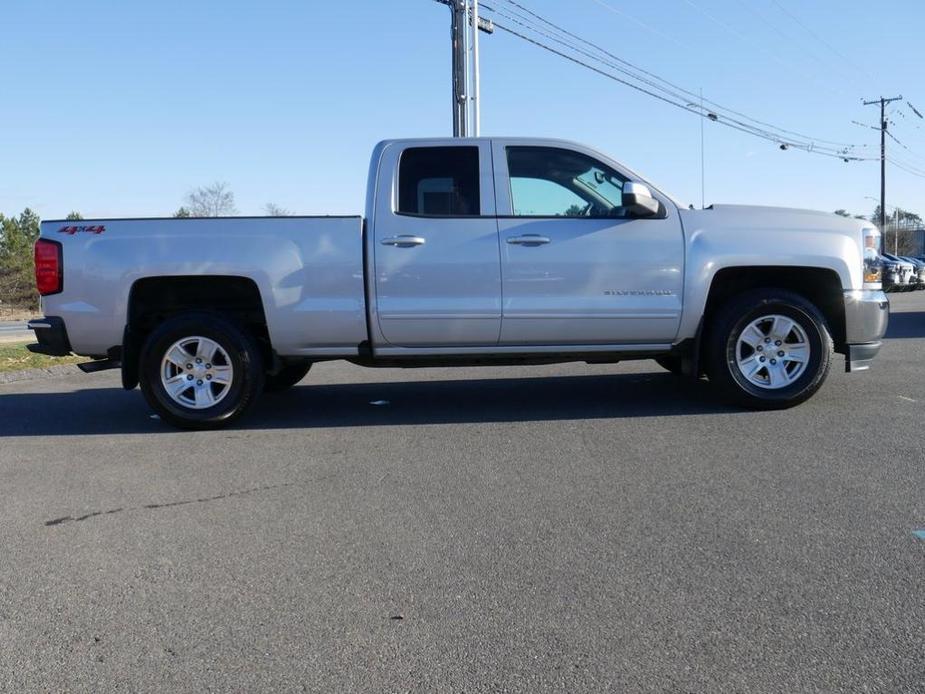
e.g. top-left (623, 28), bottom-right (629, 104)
top-left (622, 182), bottom-right (660, 218)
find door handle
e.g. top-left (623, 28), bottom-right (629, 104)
top-left (380, 235), bottom-right (426, 248)
top-left (506, 234), bottom-right (551, 247)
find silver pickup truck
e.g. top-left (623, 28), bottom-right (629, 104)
top-left (29, 138), bottom-right (888, 429)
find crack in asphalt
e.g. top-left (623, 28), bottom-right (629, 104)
top-left (44, 483), bottom-right (294, 527)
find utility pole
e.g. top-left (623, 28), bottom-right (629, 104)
top-left (450, 1), bottom-right (468, 137)
top-left (863, 95), bottom-right (902, 232)
top-left (472, 0), bottom-right (481, 136)
top-left (437, 0), bottom-right (493, 137)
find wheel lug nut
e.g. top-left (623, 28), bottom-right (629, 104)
top-left (186, 363), bottom-right (193, 370)
top-left (206, 374), bottom-right (212, 380)
top-left (778, 351), bottom-right (784, 357)
top-left (187, 374), bottom-right (193, 381)
top-left (770, 359), bottom-right (777, 365)
top-left (759, 356), bottom-right (766, 362)
top-left (764, 338), bottom-right (771, 343)
top-left (196, 358), bottom-right (202, 364)
top-left (757, 346), bottom-right (763, 352)
top-left (197, 379), bottom-right (203, 386)
top-left (205, 364), bottom-right (211, 369)
top-left (775, 340), bottom-right (782, 346)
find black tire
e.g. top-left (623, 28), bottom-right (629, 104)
top-left (264, 363), bottom-right (312, 393)
top-left (705, 288), bottom-right (833, 410)
top-left (139, 312), bottom-right (264, 430)
top-left (655, 355), bottom-right (684, 376)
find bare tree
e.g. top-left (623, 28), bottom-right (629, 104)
top-left (264, 203), bottom-right (290, 217)
top-left (184, 182), bottom-right (237, 217)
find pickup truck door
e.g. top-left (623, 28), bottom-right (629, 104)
top-left (492, 142), bottom-right (684, 346)
top-left (372, 142), bottom-right (501, 347)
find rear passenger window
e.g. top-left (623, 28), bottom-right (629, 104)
top-left (398, 147), bottom-right (481, 216)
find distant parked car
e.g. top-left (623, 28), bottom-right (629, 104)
top-left (882, 253), bottom-right (916, 291)
top-left (899, 256), bottom-right (925, 289)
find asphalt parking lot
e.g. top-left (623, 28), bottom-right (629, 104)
top-left (1, 293), bottom-right (923, 693)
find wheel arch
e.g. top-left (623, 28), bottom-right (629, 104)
top-left (683, 265), bottom-right (846, 378)
top-left (122, 275), bottom-right (270, 390)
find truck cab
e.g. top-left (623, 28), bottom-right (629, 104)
top-left (367, 138), bottom-right (683, 353)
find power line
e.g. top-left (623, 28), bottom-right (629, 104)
top-left (677, 0), bottom-right (849, 99)
top-left (885, 130), bottom-right (925, 165)
top-left (768, 0), bottom-right (878, 83)
top-left (482, 11), bottom-right (871, 161)
top-left (499, 0), bottom-right (860, 148)
top-left (490, 0), bottom-right (866, 152)
top-left (731, 0), bottom-right (845, 79)
top-left (887, 157), bottom-right (925, 179)
top-left (582, 0), bottom-right (689, 51)
top-left (480, 1), bottom-right (871, 159)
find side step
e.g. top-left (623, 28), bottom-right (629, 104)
top-left (78, 359), bottom-right (122, 374)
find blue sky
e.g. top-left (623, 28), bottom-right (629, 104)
top-left (2, 0), bottom-right (923, 220)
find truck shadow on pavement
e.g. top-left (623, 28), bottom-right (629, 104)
top-left (0, 371), bottom-right (736, 437)
top-left (884, 310), bottom-right (925, 339)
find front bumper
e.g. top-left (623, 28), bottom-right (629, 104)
top-left (26, 316), bottom-right (72, 357)
top-left (842, 290), bottom-right (889, 373)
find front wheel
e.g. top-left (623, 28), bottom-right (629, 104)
top-left (706, 289), bottom-right (833, 410)
top-left (139, 313), bottom-right (265, 429)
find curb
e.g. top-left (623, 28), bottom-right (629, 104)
top-left (0, 364), bottom-right (86, 385)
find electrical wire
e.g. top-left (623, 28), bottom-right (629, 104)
top-left (499, 0), bottom-right (863, 149)
top-left (478, 1), bottom-right (872, 160)
top-left (888, 157), bottom-right (925, 179)
top-left (677, 0), bottom-right (849, 99)
top-left (768, 0), bottom-right (878, 83)
top-left (885, 130), bottom-right (925, 165)
top-left (488, 0), bottom-right (866, 154)
top-left (732, 0), bottom-right (843, 78)
top-left (481, 12), bottom-right (873, 161)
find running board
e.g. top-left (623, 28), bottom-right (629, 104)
top-left (78, 359), bottom-right (121, 374)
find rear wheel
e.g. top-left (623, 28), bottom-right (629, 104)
top-left (706, 289), bottom-right (832, 409)
top-left (139, 312), bottom-right (264, 429)
top-left (264, 363), bottom-right (312, 393)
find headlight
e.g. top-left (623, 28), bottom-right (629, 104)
top-left (862, 227), bottom-right (882, 287)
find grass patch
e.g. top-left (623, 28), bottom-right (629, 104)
top-left (0, 343), bottom-right (87, 373)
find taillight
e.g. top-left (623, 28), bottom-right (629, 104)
top-left (34, 239), bottom-right (63, 295)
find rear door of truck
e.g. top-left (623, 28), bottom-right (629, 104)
top-left (370, 141), bottom-right (501, 348)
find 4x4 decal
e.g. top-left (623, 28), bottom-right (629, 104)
top-left (58, 225), bottom-right (105, 235)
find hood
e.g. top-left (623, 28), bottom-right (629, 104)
top-left (678, 204), bottom-right (872, 238)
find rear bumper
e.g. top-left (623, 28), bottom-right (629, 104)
top-left (842, 290), bottom-right (889, 373)
top-left (26, 316), bottom-right (72, 357)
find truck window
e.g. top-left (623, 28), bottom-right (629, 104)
top-left (399, 147), bottom-right (481, 217)
top-left (507, 146), bottom-right (627, 218)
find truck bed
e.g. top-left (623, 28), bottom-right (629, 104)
top-left (39, 216), bottom-right (368, 357)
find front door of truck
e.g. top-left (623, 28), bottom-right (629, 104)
top-left (373, 142), bottom-right (501, 347)
top-left (492, 142), bottom-right (684, 346)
